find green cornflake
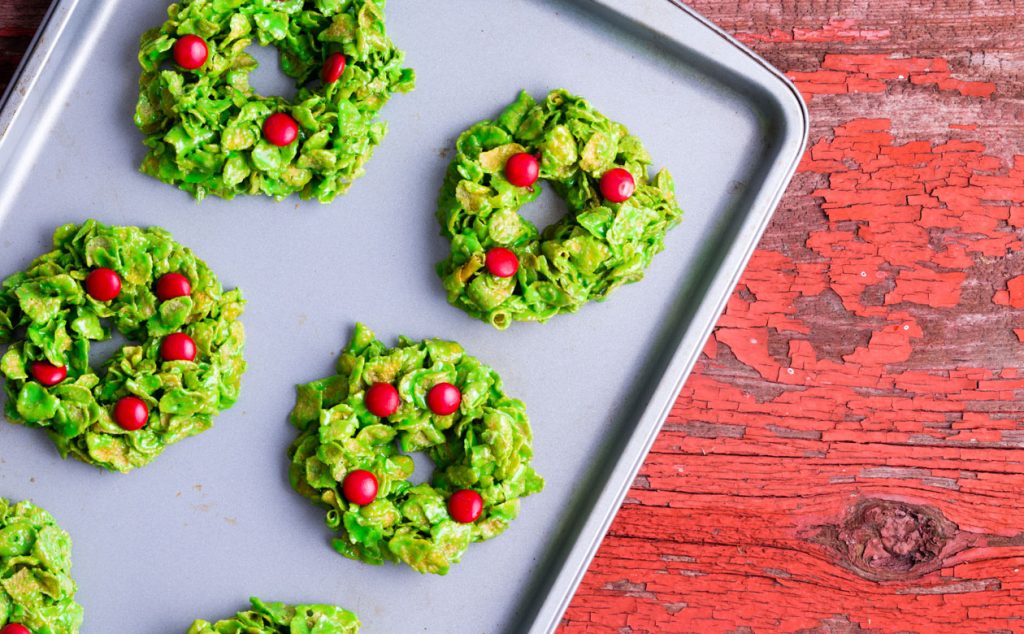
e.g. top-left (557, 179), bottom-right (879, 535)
top-left (186, 598), bottom-right (359, 634)
top-left (134, 0), bottom-right (415, 203)
top-left (288, 323), bottom-right (544, 575)
top-left (0, 498), bottom-right (84, 633)
top-left (436, 90), bottom-right (684, 329)
top-left (0, 220), bottom-right (246, 473)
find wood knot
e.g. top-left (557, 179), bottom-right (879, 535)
top-left (804, 498), bottom-right (970, 582)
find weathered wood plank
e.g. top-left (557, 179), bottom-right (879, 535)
top-left (0, 0), bottom-right (49, 96)
top-left (559, 1), bottom-right (1024, 632)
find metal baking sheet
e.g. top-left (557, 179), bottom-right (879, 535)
top-left (0, 0), bottom-right (807, 631)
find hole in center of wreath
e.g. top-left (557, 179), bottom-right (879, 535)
top-left (518, 183), bottom-right (570, 235)
top-left (404, 450), bottom-right (435, 486)
top-left (88, 326), bottom-right (134, 371)
top-left (245, 44), bottom-right (298, 101)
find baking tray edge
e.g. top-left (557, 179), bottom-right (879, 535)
top-left (0, 0), bottom-right (76, 169)
top-left (518, 1), bottom-right (809, 632)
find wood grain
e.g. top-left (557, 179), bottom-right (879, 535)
top-left (560, 2), bottom-right (1024, 633)
top-left (2, 1), bottom-right (1024, 632)
top-left (0, 0), bottom-right (48, 98)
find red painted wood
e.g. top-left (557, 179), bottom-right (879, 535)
top-left (0, 0), bottom-right (48, 97)
top-left (560, 3), bottom-right (1024, 632)
top-left (2, 1), bottom-right (1023, 632)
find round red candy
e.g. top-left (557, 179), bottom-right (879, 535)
top-left (426, 382), bottom-right (461, 416)
top-left (485, 247), bottom-right (519, 278)
top-left (85, 268), bottom-right (121, 302)
top-left (600, 168), bottom-right (636, 203)
top-left (263, 112), bottom-right (298, 147)
top-left (114, 396), bottom-right (149, 431)
top-left (342, 470), bottom-right (378, 505)
top-left (1, 624), bottom-right (31, 634)
top-left (448, 489), bottom-right (483, 523)
top-left (321, 52), bottom-right (347, 84)
top-left (161, 333), bottom-right (197, 362)
top-left (155, 273), bottom-right (191, 301)
top-left (30, 361), bottom-right (67, 387)
top-left (505, 153), bottom-right (540, 188)
top-left (365, 383), bottom-right (400, 417)
top-left (173, 34), bottom-right (208, 70)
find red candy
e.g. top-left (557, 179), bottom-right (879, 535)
top-left (485, 247), bottom-right (519, 278)
top-left (85, 268), bottom-right (121, 302)
top-left (599, 168), bottom-right (636, 203)
top-left (114, 396), bottom-right (149, 431)
top-left (263, 113), bottom-right (299, 147)
top-left (155, 273), bottom-right (191, 301)
top-left (342, 470), bottom-right (378, 505)
top-left (365, 383), bottom-right (400, 417)
top-left (161, 333), bottom-right (197, 362)
top-left (448, 489), bottom-right (483, 523)
top-left (321, 52), bottom-right (347, 84)
top-left (1, 625), bottom-right (31, 634)
top-left (505, 153), bottom-right (540, 188)
top-left (426, 382), bottom-right (461, 416)
top-left (30, 362), bottom-right (67, 387)
top-left (173, 34), bottom-right (208, 70)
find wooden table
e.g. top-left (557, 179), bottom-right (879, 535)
top-left (3, 2), bottom-right (1023, 632)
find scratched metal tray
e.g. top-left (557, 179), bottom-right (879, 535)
top-left (0, 0), bottom-right (806, 631)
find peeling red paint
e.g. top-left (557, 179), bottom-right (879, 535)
top-left (788, 54), bottom-right (996, 101)
top-left (1002, 276), bottom-right (1024, 308)
top-left (801, 117), bottom-right (1021, 321)
top-left (563, 5), bottom-right (1024, 632)
top-left (736, 18), bottom-right (891, 45)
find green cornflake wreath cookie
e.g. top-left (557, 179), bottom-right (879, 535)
top-left (288, 323), bottom-right (544, 575)
top-left (0, 498), bottom-right (84, 633)
top-left (187, 598), bottom-right (359, 634)
top-left (436, 89), bottom-right (684, 329)
top-left (0, 220), bottom-right (246, 473)
top-left (134, 0), bottom-right (415, 202)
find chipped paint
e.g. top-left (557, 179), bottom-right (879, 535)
top-left (562, 3), bottom-right (1024, 632)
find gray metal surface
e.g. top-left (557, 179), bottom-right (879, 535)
top-left (0, 0), bottom-right (807, 632)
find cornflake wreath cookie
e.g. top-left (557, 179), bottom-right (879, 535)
top-left (0, 498), bottom-right (84, 634)
top-left (288, 323), bottom-right (544, 575)
top-left (436, 89), bottom-right (684, 329)
top-left (134, 0), bottom-right (414, 202)
top-left (187, 598), bottom-right (359, 634)
top-left (0, 220), bottom-right (246, 473)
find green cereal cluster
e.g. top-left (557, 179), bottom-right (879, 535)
top-left (0, 220), bottom-right (246, 473)
top-left (288, 323), bottom-right (544, 575)
top-left (0, 498), bottom-right (83, 633)
top-left (187, 598), bottom-right (359, 633)
top-left (135, 0), bottom-right (415, 202)
top-left (436, 89), bottom-right (684, 328)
